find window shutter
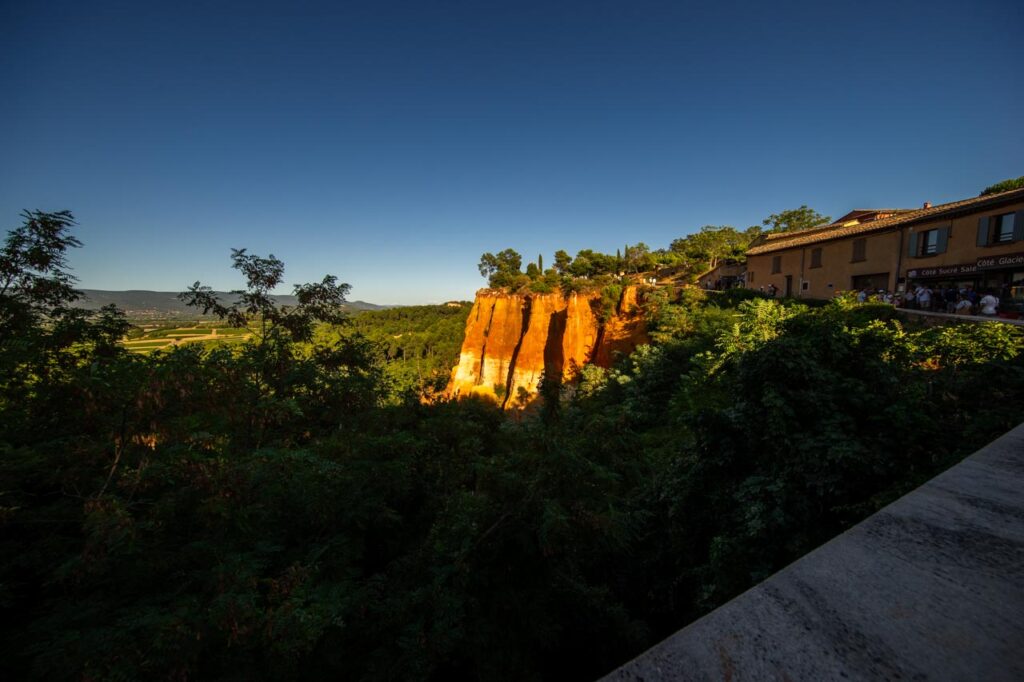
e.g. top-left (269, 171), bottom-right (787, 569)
top-left (1014, 211), bottom-right (1024, 241)
top-left (977, 217), bottom-right (990, 246)
top-left (852, 239), bottom-right (866, 261)
top-left (936, 225), bottom-right (950, 253)
top-left (907, 231), bottom-right (918, 257)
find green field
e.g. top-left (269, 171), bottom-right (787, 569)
top-left (122, 322), bottom-right (252, 353)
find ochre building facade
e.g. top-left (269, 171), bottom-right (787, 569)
top-left (745, 188), bottom-right (1024, 305)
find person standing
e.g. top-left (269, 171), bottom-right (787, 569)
top-left (967, 286), bottom-right (979, 308)
top-left (916, 285), bottom-right (932, 311)
top-left (979, 290), bottom-right (999, 317)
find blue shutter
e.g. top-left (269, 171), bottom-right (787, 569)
top-left (907, 231), bottom-right (918, 257)
top-left (977, 217), bottom-right (990, 246)
top-left (1014, 211), bottom-right (1024, 241)
top-left (935, 225), bottom-right (950, 253)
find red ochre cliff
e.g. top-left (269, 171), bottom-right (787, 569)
top-left (445, 285), bottom-right (650, 409)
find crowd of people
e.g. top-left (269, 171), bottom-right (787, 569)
top-left (728, 277), bottom-right (1018, 319)
top-left (856, 283), bottom-right (1003, 317)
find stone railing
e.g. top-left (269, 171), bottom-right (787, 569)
top-left (601, 423), bottom-right (1024, 681)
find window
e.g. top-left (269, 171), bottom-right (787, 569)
top-left (994, 213), bottom-right (1016, 243)
top-left (910, 225), bottom-right (949, 257)
top-left (748, 270), bottom-right (754, 283)
top-left (771, 255), bottom-right (781, 274)
top-left (801, 281), bottom-right (809, 291)
top-left (810, 247), bottom-right (822, 268)
top-left (851, 239), bottom-right (866, 262)
top-left (920, 229), bottom-right (939, 255)
top-left (978, 212), bottom-right (1023, 246)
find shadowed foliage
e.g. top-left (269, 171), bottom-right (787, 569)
top-left (3, 213), bottom-right (1023, 680)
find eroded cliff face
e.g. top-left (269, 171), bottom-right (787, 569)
top-left (445, 285), bottom-right (650, 409)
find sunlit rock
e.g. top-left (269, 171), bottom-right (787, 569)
top-left (445, 286), bottom-right (650, 409)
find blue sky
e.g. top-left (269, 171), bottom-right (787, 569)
top-left (1, 0), bottom-right (1021, 304)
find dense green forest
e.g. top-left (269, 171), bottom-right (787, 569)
top-left (329, 303), bottom-right (472, 401)
top-left (3, 212), bottom-right (1024, 680)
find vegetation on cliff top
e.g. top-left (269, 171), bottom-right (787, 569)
top-left (475, 205), bottom-right (827, 292)
top-left (474, 204), bottom-right (848, 292)
top-left (3, 212), bottom-right (1024, 680)
top-left (478, 224), bottom-right (762, 292)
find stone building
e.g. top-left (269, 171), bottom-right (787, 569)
top-left (696, 260), bottom-right (745, 290)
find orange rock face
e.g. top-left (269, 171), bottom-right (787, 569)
top-left (561, 291), bottom-right (600, 380)
top-left (445, 286), bottom-right (649, 409)
top-left (593, 284), bottom-right (651, 367)
top-left (446, 292), bottom-right (526, 404)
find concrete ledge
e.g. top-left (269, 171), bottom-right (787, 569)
top-left (896, 308), bottom-right (1024, 326)
top-left (601, 423), bottom-right (1024, 681)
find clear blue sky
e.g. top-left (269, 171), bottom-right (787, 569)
top-left (1, 0), bottom-right (1021, 304)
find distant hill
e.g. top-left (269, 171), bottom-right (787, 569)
top-left (73, 290), bottom-right (387, 318)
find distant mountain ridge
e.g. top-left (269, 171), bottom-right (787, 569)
top-left (73, 290), bottom-right (387, 317)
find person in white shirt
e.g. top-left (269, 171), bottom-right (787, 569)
top-left (979, 291), bottom-right (999, 316)
top-left (916, 286), bottom-right (932, 310)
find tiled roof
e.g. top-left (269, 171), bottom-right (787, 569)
top-left (846, 208), bottom-right (915, 213)
top-left (833, 208), bottom-right (915, 223)
top-left (746, 187), bottom-right (1024, 256)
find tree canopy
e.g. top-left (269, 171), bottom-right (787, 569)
top-left (1, 210), bottom-right (130, 367)
top-left (478, 248), bottom-right (525, 288)
top-left (1, 210), bottom-right (83, 332)
top-left (669, 225), bottom-right (761, 270)
top-left (981, 176), bottom-right (1024, 196)
top-left (180, 248), bottom-right (351, 343)
top-left (553, 249), bottom-right (572, 274)
top-left (761, 205), bottom-right (831, 233)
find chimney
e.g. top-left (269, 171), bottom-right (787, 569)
top-left (923, 201), bottom-right (932, 209)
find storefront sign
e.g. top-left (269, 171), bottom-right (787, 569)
top-left (906, 263), bottom-right (977, 279)
top-left (976, 252), bottom-right (1024, 271)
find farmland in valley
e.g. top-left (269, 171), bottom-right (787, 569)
top-left (122, 321), bottom-right (251, 354)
